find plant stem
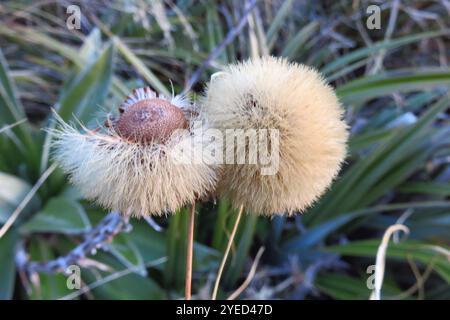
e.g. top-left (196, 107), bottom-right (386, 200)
top-left (211, 204), bottom-right (244, 300)
top-left (185, 202), bottom-right (196, 300)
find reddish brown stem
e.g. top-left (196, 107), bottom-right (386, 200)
top-left (185, 202), bottom-right (196, 300)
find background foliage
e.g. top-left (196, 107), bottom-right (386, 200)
top-left (0, 0), bottom-right (449, 300)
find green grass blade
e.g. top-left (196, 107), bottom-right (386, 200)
top-left (113, 37), bottom-right (170, 96)
top-left (326, 240), bottom-right (450, 283)
top-left (266, 0), bottom-right (294, 50)
top-left (281, 21), bottom-right (319, 58)
top-left (56, 42), bottom-right (114, 122)
top-left (337, 69), bottom-right (450, 103)
top-left (321, 30), bottom-right (449, 75)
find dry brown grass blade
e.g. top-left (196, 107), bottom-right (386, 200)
top-left (227, 246), bottom-right (265, 300)
top-left (211, 204), bottom-right (244, 300)
top-left (370, 224), bottom-right (410, 300)
top-left (0, 163), bottom-right (57, 239)
top-left (0, 118), bottom-right (27, 134)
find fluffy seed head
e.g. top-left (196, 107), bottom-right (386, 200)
top-left (203, 57), bottom-right (349, 216)
top-left (51, 88), bottom-right (217, 217)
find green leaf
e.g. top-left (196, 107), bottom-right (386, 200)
top-left (326, 240), bottom-right (450, 283)
top-left (266, 0), bottom-right (295, 49)
top-left (283, 211), bottom-right (365, 251)
top-left (321, 30), bottom-right (449, 75)
top-left (337, 69), bottom-right (450, 103)
top-left (20, 197), bottom-right (90, 234)
top-left (348, 128), bottom-right (393, 152)
top-left (165, 208), bottom-right (188, 290)
top-left (194, 242), bottom-right (220, 272)
top-left (0, 49), bottom-right (25, 123)
top-left (283, 201), bottom-right (450, 252)
top-left (315, 273), bottom-right (402, 300)
top-left (206, 4), bottom-right (227, 62)
top-left (0, 229), bottom-right (18, 299)
top-left (126, 220), bottom-right (166, 265)
top-left (0, 171), bottom-right (40, 224)
top-left (5, 27), bottom-right (127, 100)
top-left (56, 42), bottom-right (114, 122)
top-left (327, 59), bottom-right (370, 82)
top-left (113, 37), bottom-right (170, 96)
top-left (399, 182), bottom-right (450, 196)
top-left (81, 253), bottom-right (165, 300)
top-left (107, 233), bottom-right (146, 276)
top-left (212, 198), bottom-right (231, 251)
top-left (28, 239), bottom-right (73, 299)
top-left (281, 21), bottom-right (319, 58)
top-left (0, 49), bottom-right (37, 169)
top-left (58, 29), bottom-right (104, 96)
top-left (79, 28), bottom-right (102, 62)
top-left (315, 273), bottom-right (371, 299)
top-left (40, 37), bottom-right (115, 174)
top-left (19, 28), bottom-right (82, 66)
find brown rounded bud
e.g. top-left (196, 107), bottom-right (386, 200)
top-left (115, 98), bottom-right (188, 143)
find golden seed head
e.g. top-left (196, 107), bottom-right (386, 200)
top-left (203, 57), bottom-right (349, 216)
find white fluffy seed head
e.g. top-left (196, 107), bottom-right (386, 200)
top-left (203, 56), bottom-right (349, 216)
top-left (51, 92), bottom-right (217, 217)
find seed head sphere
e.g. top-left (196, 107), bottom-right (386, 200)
top-left (203, 57), bottom-right (348, 216)
top-left (52, 88), bottom-right (217, 217)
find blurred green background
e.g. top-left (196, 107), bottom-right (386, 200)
top-left (0, 0), bottom-right (449, 300)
